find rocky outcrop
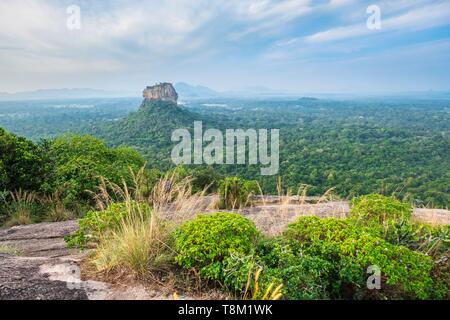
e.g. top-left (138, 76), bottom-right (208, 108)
top-left (0, 220), bottom-right (79, 258)
top-left (0, 221), bottom-right (161, 300)
top-left (0, 221), bottom-right (91, 300)
top-left (143, 83), bottom-right (178, 103)
top-left (239, 200), bottom-right (450, 236)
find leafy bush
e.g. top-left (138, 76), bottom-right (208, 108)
top-left (349, 194), bottom-right (415, 245)
top-left (284, 216), bottom-right (435, 299)
top-left (217, 238), bottom-right (331, 300)
top-left (429, 257), bottom-right (450, 299)
top-left (222, 253), bottom-right (260, 292)
top-left (65, 202), bottom-right (150, 248)
top-left (256, 239), bottom-right (332, 300)
top-left (191, 166), bottom-right (222, 193)
top-left (413, 224), bottom-right (449, 257)
top-left (218, 177), bottom-right (259, 209)
top-left (174, 212), bottom-right (260, 281)
top-left (242, 267), bottom-right (283, 300)
top-left (350, 194), bottom-right (412, 224)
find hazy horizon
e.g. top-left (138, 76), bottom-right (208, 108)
top-left (1, 0), bottom-right (450, 94)
top-left (1, 83), bottom-right (450, 100)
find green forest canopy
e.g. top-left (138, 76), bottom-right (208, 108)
top-left (0, 97), bottom-right (448, 207)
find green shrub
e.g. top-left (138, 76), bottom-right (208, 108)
top-left (408, 223), bottom-right (449, 298)
top-left (350, 194), bottom-right (412, 224)
top-left (191, 166), bottom-right (222, 193)
top-left (413, 224), bottom-right (449, 256)
top-left (65, 202), bottom-right (151, 248)
top-left (349, 194), bottom-right (414, 245)
top-left (222, 253), bottom-right (259, 292)
top-left (218, 177), bottom-right (259, 209)
top-left (220, 238), bottom-right (332, 300)
top-left (284, 216), bottom-right (435, 299)
top-left (429, 257), bottom-right (450, 299)
top-left (173, 212), bottom-right (260, 281)
top-left (269, 254), bottom-right (331, 300)
top-left (257, 239), bottom-right (332, 300)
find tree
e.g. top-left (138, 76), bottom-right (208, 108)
top-left (48, 134), bottom-right (145, 204)
top-left (0, 128), bottom-right (47, 192)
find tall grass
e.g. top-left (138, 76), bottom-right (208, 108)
top-left (41, 189), bottom-right (74, 222)
top-left (91, 200), bottom-right (170, 277)
top-left (89, 167), bottom-right (213, 278)
top-left (3, 190), bottom-right (37, 227)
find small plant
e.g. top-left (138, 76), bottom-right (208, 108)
top-left (0, 245), bottom-right (22, 256)
top-left (350, 194), bottom-right (412, 224)
top-left (65, 202), bottom-right (137, 248)
top-left (218, 177), bottom-right (259, 210)
top-left (256, 239), bottom-right (332, 300)
top-left (222, 252), bottom-right (260, 292)
top-left (349, 194), bottom-right (414, 244)
top-left (41, 189), bottom-right (74, 222)
top-left (415, 224), bottom-right (449, 257)
top-left (3, 190), bottom-right (39, 227)
top-left (174, 212), bottom-right (260, 281)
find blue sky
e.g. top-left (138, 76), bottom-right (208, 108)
top-left (0, 0), bottom-right (449, 94)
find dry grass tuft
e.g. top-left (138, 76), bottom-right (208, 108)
top-left (4, 190), bottom-right (37, 227)
top-left (41, 189), bottom-right (75, 222)
top-left (0, 245), bottom-right (23, 256)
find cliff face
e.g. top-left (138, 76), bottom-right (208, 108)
top-left (143, 83), bottom-right (178, 103)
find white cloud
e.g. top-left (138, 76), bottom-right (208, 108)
top-left (328, 0), bottom-right (354, 7)
top-left (0, 0), bottom-right (448, 92)
top-left (0, 0), bottom-right (65, 51)
top-left (231, 0), bottom-right (311, 21)
top-left (305, 1), bottom-right (450, 43)
top-left (0, 1), bottom-right (315, 58)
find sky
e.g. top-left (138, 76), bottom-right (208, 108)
top-left (0, 0), bottom-right (450, 94)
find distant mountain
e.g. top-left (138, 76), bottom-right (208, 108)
top-left (222, 86), bottom-right (297, 98)
top-left (0, 92), bottom-right (12, 100)
top-left (241, 85), bottom-right (275, 94)
top-left (174, 82), bottom-right (218, 99)
top-left (0, 88), bottom-right (130, 101)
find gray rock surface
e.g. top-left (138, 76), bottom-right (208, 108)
top-left (0, 255), bottom-right (89, 300)
top-left (0, 221), bottom-right (93, 300)
top-left (0, 220), bottom-right (79, 257)
top-left (0, 220), bottom-right (177, 300)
